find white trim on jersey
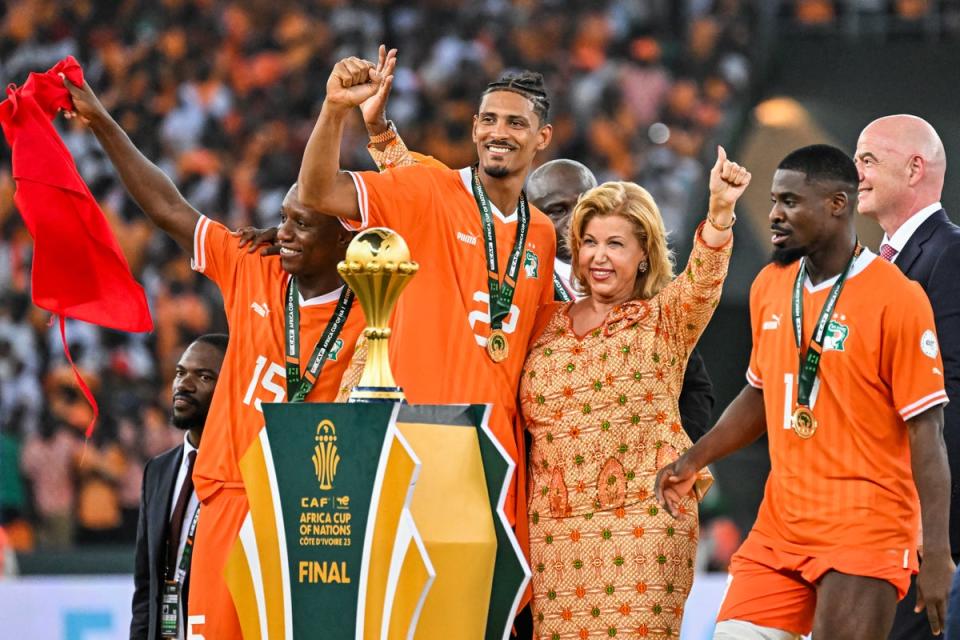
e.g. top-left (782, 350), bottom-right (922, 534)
top-left (746, 368), bottom-right (763, 389)
top-left (191, 215), bottom-right (211, 273)
top-left (457, 167), bottom-right (518, 224)
top-left (899, 389), bottom-right (949, 421)
top-left (341, 171), bottom-right (370, 232)
top-left (804, 248), bottom-right (876, 293)
top-left (300, 286), bottom-right (346, 307)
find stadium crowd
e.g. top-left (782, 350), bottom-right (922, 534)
top-left (0, 0), bottom-right (758, 555)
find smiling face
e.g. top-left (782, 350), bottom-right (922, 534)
top-left (171, 341), bottom-right (223, 431)
top-left (576, 214), bottom-right (647, 304)
top-left (472, 90), bottom-right (551, 180)
top-left (854, 124), bottom-right (914, 221)
top-left (768, 169), bottom-right (836, 265)
top-left (276, 185), bottom-right (349, 279)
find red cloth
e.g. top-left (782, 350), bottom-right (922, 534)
top-left (1, 57), bottom-right (154, 435)
top-left (0, 57), bottom-right (152, 332)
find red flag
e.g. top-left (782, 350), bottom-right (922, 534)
top-left (0, 57), bottom-right (154, 434)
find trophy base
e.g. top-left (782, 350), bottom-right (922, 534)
top-left (348, 386), bottom-right (406, 403)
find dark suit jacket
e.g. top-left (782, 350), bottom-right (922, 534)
top-left (130, 444), bottom-right (183, 640)
top-left (679, 347), bottom-right (715, 443)
top-left (894, 209), bottom-right (960, 555)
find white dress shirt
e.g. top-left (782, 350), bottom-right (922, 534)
top-left (168, 432), bottom-right (200, 640)
top-left (881, 201), bottom-right (943, 261)
top-left (554, 258), bottom-right (581, 299)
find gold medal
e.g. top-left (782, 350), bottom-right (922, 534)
top-left (486, 329), bottom-right (509, 363)
top-left (791, 406), bottom-right (818, 439)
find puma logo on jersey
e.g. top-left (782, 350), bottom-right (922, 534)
top-left (456, 231), bottom-right (478, 246)
top-left (762, 313), bottom-right (781, 331)
top-left (251, 302), bottom-right (269, 317)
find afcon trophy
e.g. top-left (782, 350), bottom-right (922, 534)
top-left (233, 227), bottom-right (528, 639)
top-left (337, 228), bottom-right (419, 402)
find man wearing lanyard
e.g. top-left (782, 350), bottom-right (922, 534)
top-left (297, 52), bottom-right (556, 541)
top-left (62, 79), bottom-right (367, 640)
top-left (655, 145), bottom-right (953, 639)
top-left (131, 334), bottom-right (227, 640)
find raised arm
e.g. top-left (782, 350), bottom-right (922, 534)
top-left (907, 406), bottom-right (955, 636)
top-left (62, 78), bottom-right (199, 253)
top-left (701, 145), bottom-right (751, 247)
top-left (655, 384), bottom-right (766, 517)
top-left (298, 51), bottom-right (396, 220)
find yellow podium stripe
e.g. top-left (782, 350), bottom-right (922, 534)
top-left (224, 519), bottom-right (262, 640)
top-left (363, 430), bottom-right (419, 639)
top-left (239, 432), bottom-right (288, 639)
top-left (387, 511), bottom-right (433, 640)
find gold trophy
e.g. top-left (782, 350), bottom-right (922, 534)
top-left (337, 228), bottom-right (419, 402)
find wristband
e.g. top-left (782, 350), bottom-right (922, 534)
top-left (707, 211), bottom-right (736, 231)
top-left (368, 120), bottom-right (397, 144)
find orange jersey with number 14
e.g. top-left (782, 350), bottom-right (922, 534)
top-left (746, 250), bottom-right (947, 569)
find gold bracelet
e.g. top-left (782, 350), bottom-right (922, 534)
top-left (368, 120), bottom-right (397, 145)
top-left (707, 212), bottom-right (736, 231)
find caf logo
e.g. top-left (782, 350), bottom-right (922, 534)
top-left (312, 420), bottom-right (341, 491)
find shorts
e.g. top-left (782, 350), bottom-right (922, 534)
top-left (716, 533), bottom-right (913, 635)
top-left (188, 487), bottom-right (248, 640)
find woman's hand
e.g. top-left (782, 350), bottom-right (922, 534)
top-left (708, 145), bottom-right (751, 214)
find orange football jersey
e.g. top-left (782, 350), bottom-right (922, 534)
top-left (345, 165), bottom-right (557, 522)
top-left (190, 216), bottom-right (366, 500)
top-left (746, 250), bottom-right (947, 569)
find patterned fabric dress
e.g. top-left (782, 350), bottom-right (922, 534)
top-left (520, 229), bottom-right (731, 639)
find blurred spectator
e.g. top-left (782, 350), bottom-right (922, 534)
top-left (19, 417), bottom-right (80, 550)
top-left (1, 0), bottom-right (762, 549)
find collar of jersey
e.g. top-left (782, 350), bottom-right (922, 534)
top-left (804, 248), bottom-right (875, 294)
top-left (459, 167), bottom-right (518, 224)
top-left (300, 284), bottom-right (345, 307)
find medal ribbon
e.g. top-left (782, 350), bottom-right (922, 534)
top-left (470, 165), bottom-right (530, 330)
top-left (285, 279), bottom-right (354, 403)
top-left (791, 245), bottom-right (861, 407)
top-left (553, 272), bottom-right (573, 302)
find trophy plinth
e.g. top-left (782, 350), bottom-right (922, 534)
top-left (337, 228), bottom-right (418, 403)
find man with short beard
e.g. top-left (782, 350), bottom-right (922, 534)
top-left (656, 145), bottom-right (953, 639)
top-left (131, 334), bottom-right (227, 640)
top-left (298, 53), bottom-right (557, 543)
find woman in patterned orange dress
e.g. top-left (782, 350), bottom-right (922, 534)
top-left (520, 148), bottom-right (750, 639)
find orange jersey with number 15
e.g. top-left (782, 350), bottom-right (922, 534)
top-left (190, 216), bottom-right (366, 501)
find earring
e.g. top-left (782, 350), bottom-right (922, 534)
top-left (638, 260), bottom-right (648, 274)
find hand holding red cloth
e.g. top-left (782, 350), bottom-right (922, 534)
top-left (0, 57), bottom-right (154, 434)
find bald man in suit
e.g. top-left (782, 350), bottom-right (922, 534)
top-left (856, 115), bottom-right (960, 639)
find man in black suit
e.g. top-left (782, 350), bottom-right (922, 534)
top-left (855, 115), bottom-right (960, 639)
top-left (130, 334), bottom-right (227, 640)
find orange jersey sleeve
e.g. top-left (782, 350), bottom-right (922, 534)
top-left (878, 276), bottom-right (949, 419)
